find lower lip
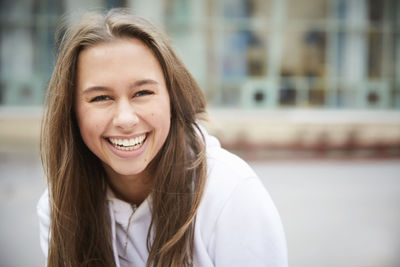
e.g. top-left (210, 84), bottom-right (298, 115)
top-left (105, 133), bottom-right (149, 159)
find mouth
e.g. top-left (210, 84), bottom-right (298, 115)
top-left (106, 133), bottom-right (147, 151)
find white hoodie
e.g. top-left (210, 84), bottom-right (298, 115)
top-left (37, 132), bottom-right (288, 267)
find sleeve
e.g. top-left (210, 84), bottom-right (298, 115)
top-left (37, 189), bottom-right (50, 260)
top-left (209, 177), bottom-right (288, 267)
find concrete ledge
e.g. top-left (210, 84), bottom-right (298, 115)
top-left (1, 107), bottom-right (399, 157)
top-left (202, 109), bottom-right (400, 158)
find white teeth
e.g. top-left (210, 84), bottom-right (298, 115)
top-left (108, 134), bottom-right (146, 151)
top-left (123, 139), bottom-right (129, 146)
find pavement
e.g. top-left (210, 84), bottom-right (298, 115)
top-left (252, 159), bottom-right (400, 267)
top-left (0, 147), bottom-right (399, 267)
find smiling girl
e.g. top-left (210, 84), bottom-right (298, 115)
top-left (37, 8), bottom-right (287, 267)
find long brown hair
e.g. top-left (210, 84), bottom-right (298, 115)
top-left (41, 8), bottom-right (207, 267)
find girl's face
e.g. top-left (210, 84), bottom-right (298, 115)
top-left (75, 38), bottom-right (171, 184)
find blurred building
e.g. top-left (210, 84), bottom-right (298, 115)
top-left (1, 0), bottom-right (399, 157)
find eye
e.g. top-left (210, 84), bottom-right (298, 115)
top-left (134, 90), bottom-right (153, 97)
top-left (90, 95), bottom-right (112, 102)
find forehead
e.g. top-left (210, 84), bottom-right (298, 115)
top-left (76, 37), bottom-right (165, 83)
top-left (79, 37), bottom-right (154, 60)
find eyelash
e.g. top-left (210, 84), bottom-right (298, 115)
top-left (134, 90), bottom-right (153, 97)
top-left (90, 95), bottom-right (111, 102)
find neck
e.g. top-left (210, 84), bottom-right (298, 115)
top-left (104, 166), bottom-right (153, 205)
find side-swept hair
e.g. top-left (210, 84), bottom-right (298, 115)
top-left (41, 8), bottom-right (207, 267)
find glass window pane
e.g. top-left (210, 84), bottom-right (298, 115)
top-left (247, 30), bottom-right (268, 77)
top-left (287, 0), bottom-right (329, 21)
top-left (281, 28), bottom-right (326, 77)
top-left (221, 30), bottom-right (249, 79)
top-left (222, 0), bottom-right (271, 19)
top-left (368, 0), bottom-right (384, 25)
top-left (308, 78), bottom-right (325, 106)
top-left (367, 32), bottom-right (383, 78)
top-left (221, 29), bottom-right (267, 79)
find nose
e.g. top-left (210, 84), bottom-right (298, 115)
top-left (113, 100), bottom-right (139, 131)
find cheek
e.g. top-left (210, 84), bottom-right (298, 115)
top-left (146, 99), bottom-right (170, 129)
top-left (78, 114), bottom-right (105, 145)
top-left (151, 114), bottom-right (170, 135)
top-left (78, 119), bottom-right (93, 145)
top-left (157, 104), bottom-right (171, 134)
top-left (148, 107), bottom-right (170, 144)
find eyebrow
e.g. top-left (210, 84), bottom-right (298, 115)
top-left (133, 79), bottom-right (159, 88)
top-left (82, 79), bottom-right (159, 94)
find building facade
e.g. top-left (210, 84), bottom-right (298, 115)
top-left (1, 0), bottom-right (399, 155)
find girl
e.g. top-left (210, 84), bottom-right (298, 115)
top-left (37, 8), bottom-right (287, 267)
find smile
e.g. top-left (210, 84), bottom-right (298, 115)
top-left (107, 134), bottom-right (147, 151)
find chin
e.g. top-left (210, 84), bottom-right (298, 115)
top-left (113, 166), bottom-right (147, 177)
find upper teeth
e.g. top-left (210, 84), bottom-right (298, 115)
top-left (109, 134), bottom-right (146, 147)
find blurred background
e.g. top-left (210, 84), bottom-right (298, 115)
top-left (0, 0), bottom-right (399, 266)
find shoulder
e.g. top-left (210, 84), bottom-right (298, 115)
top-left (37, 188), bottom-right (50, 219)
top-left (37, 189), bottom-right (50, 258)
top-left (199, 133), bottom-right (276, 234)
top-left (205, 133), bottom-right (258, 185)
top-left (195, 133), bottom-right (288, 266)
